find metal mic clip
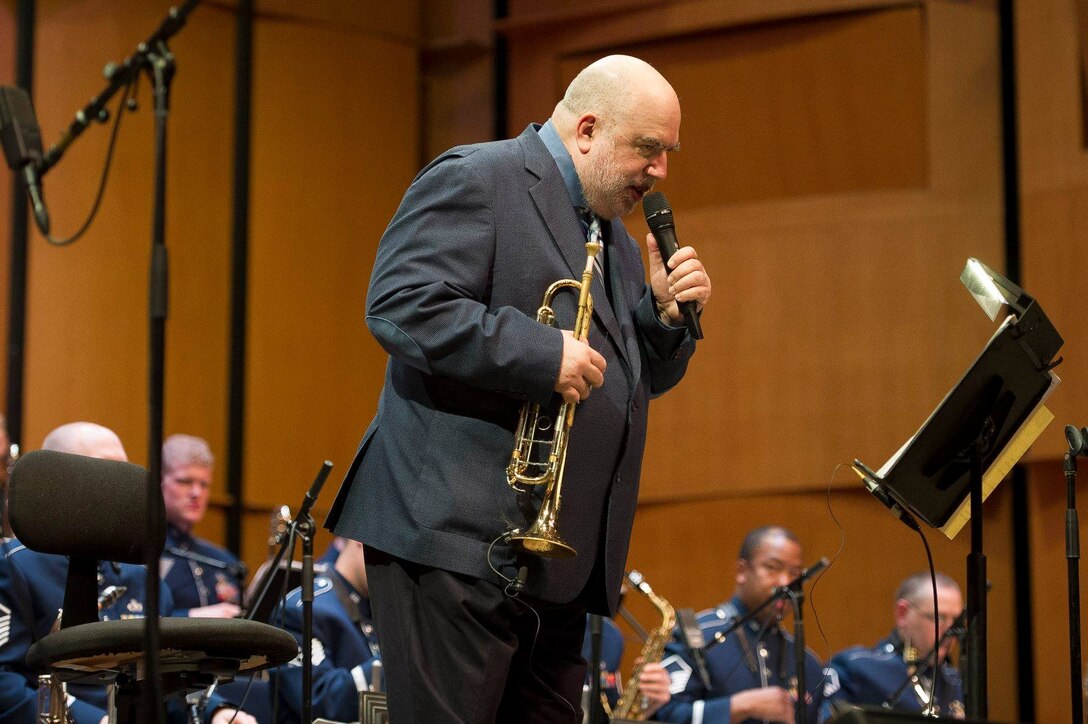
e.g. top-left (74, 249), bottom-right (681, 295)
top-left (853, 459), bottom-right (921, 532)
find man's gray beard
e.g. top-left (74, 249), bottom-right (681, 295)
top-left (581, 150), bottom-right (633, 219)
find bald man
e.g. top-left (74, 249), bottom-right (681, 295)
top-left (325, 55), bottom-right (711, 722)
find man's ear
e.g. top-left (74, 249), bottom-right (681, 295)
top-left (735, 558), bottom-right (748, 587)
top-left (575, 114), bottom-right (598, 154)
top-left (893, 598), bottom-right (910, 627)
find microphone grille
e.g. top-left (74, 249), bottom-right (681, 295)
top-left (642, 191), bottom-right (670, 219)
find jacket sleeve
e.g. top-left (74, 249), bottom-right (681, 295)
top-left (633, 287), bottom-right (695, 397)
top-left (365, 151), bottom-right (564, 407)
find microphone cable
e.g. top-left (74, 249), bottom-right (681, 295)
top-left (41, 75), bottom-right (138, 247)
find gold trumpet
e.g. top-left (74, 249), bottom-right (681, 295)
top-left (505, 237), bottom-right (602, 558)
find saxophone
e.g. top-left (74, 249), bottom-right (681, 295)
top-left (38, 585), bottom-right (127, 723)
top-left (605, 570), bottom-right (676, 721)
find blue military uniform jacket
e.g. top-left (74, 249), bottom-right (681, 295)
top-left (161, 524), bottom-right (244, 616)
top-left (655, 596), bottom-right (825, 724)
top-left (0, 539), bottom-right (179, 724)
top-left (822, 631), bottom-right (964, 719)
top-left (271, 568), bottom-right (380, 724)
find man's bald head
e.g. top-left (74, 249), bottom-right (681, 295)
top-left (549, 55), bottom-right (681, 218)
top-left (554, 55), bottom-right (676, 127)
top-left (42, 422), bottom-right (128, 462)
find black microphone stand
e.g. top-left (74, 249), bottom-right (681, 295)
top-left (785, 583), bottom-right (808, 724)
top-left (964, 435), bottom-right (988, 720)
top-left (29, 4), bottom-right (202, 721)
top-left (1064, 425), bottom-right (1085, 724)
top-left (588, 613), bottom-right (605, 724)
top-left (246, 461), bottom-right (333, 724)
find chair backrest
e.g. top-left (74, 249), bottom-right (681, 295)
top-left (9, 449), bottom-right (165, 626)
top-left (10, 449), bottom-right (163, 561)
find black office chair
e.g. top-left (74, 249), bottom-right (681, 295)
top-left (9, 449), bottom-right (298, 723)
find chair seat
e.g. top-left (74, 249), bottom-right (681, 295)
top-left (27, 617), bottom-right (298, 686)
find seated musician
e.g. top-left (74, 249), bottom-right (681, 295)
top-left (272, 537), bottom-right (380, 724)
top-left (654, 525), bottom-right (825, 723)
top-left (822, 572), bottom-right (965, 718)
top-left (159, 434), bottom-right (246, 619)
top-left (582, 614), bottom-right (671, 718)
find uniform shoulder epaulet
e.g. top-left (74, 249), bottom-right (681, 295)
top-left (313, 576), bottom-right (334, 598)
top-left (837, 643), bottom-right (896, 664)
top-left (696, 601), bottom-right (738, 635)
top-left (284, 576), bottom-right (334, 608)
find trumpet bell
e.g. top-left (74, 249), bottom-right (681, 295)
top-left (509, 527), bottom-right (577, 558)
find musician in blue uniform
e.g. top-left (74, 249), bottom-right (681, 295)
top-left (0, 422), bottom-right (255, 724)
top-left (584, 616), bottom-right (626, 709)
top-left (160, 434), bottom-right (245, 619)
top-left (655, 526), bottom-right (825, 724)
top-left (583, 614), bottom-right (672, 717)
top-left (822, 572), bottom-right (964, 719)
top-left (272, 537), bottom-right (380, 724)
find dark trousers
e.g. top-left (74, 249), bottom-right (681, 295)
top-left (365, 545), bottom-right (588, 724)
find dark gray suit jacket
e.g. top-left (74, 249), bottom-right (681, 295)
top-left (325, 125), bottom-right (695, 613)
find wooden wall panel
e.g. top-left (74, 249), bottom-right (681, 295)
top-left (612, 10), bottom-right (928, 208)
top-left (241, 9), bottom-right (421, 567)
top-left (420, 0), bottom-right (494, 163)
top-left (1017, 0), bottom-right (1088, 461)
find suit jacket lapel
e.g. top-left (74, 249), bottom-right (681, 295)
top-left (604, 219), bottom-right (641, 386)
top-left (520, 127), bottom-right (633, 379)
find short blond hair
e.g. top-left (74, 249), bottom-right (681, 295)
top-left (162, 434), bottom-right (214, 472)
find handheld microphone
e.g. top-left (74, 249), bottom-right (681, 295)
top-left (0, 86), bottom-right (50, 234)
top-left (853, 459), bottom-right (921, 532)
top-left (642, 191), bottom-right (703, 339)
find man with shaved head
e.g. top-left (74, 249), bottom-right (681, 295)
top-left (41, 420), bottom-right (128, 461)
top-left (326, 55), bottom-right (711, 721)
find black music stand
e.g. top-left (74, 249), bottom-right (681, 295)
top-left (856, 259), bottom-right (1062, 720)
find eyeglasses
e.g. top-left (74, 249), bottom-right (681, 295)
top-left (907, 601), bottom-right (958, 626)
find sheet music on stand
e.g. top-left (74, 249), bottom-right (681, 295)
top-left (867, 314), bottom-right (1060, 539)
